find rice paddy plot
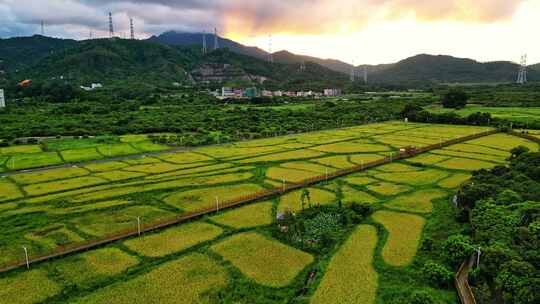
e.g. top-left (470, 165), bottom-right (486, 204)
top-left (24, 176), bottom-right (107, 196)
top-left (210, 201), bottom-right (273, 229)
top-left (163, 184), bottom-right (263, 212)
top-left (146, 163), bottom-right (232, 180)
top-left (343, 175), bottom-right (377, 186)
top-left (0, 179), bottom-right (24, 201)
top-left (6, 152), bottom-right (63, 170)
top-left (158, 151), bottom-right (213, 164)
top-left (61, 148), bottom-right (103, 163)
top-left (96, 143), bottom-right (140, 157)
top-left (348, 154), bottom-right (386, 166)
top-left (467, 133), bottom-right (539, 152)
top-left (25, 224), bottom-right (84, 249)
top-left (72, 253), bottom-right (228, 304)
top-left (94, 170), bottom-right (147, 182)
top-left (366, 182), bottom-right (411, 196)
top-left (375, 168), bottom-right (449, 186)
top-left (119, 134), bottom-right (150, 143)
top-left (121, 156), bottom-right (162, 165)
top-left (432, 149), bottom-right (506, 163)
top-left (84, 161), bottom-right (129, 172)
top-left (312, 142), bottom-right (391, 154)
top-left (438, 173), bottom-right (472, 189)
top-left (51, 248), bottom-right (139, 288)
top-left (376, 163), bottom-right (421, 173)
top-left (130, 141), bottom-right (168, 152)
top-left (0, 145), bottom-right (42, 154)
top-left (10, 167), bottom-right (90, 185)
top-left (0, 269), bottom-right (61, 304)
top-left (312, 155), bottom-right (354, 169)
top-left (434, 158), bottom-right (496, 171)
top-left (443, 143), bottom-right (509, 157)
top-left (71, 206), bottom-right (175, 237)
top-left (386, 189), bottom-right (448, 214)
top-left (211, 232), bottom-right (313, 287)
top-left (341, 185), bottom-right (378, 205)
top-left (311, 225), bottom-right (378, 304)
top-left (239, 149), bottom-right (324, 164)
top-left (280, 161), bottom-right (335, 174)
top-left (373, 210), bottom-right (426, 266)
top-left (266, 167), bottom-right (319, 183)
top-left (407, 153), bottom-right (450, 165)
top-left (123, 162), bottom-right (191, 174)
top-left (124, 222), bottom-right (222, 257)
top-left (49, 200), bottom-right (132, 215)
top-left (278, 188), bottom-right (336, 213)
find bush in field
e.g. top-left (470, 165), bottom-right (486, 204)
top-left (441, 234), bottom-right (476, 267)
top-left (421, 261), bottom-right (453, 288)
top-left (510, 146), bottom-right (530, 159)
top-left (442, 90), bottom-right (468, 109)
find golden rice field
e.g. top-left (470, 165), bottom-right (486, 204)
top-left (210, 232), bottom-right (314, 287)
top-left (311, 225), bottom-right (379, 304)
top-left (0, 122), bottom-right (538, 304)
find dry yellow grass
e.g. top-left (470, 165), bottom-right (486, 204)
top-left (0, 269), bottom-right (61, 304)
top-left (311, 225), bottom-right (378, 304)
top-left (73, 253), bottom-right (228, 304)
top-left (163, 183), bottom-right (263, 212)
top-left (278, 188), bottom-right (336, 213)
top-left (438, 173), bottom-right (472, 189)
top-left (124, 222), bottom-right (222, 257)
top-left (366, 182), bottom-right (411, 196)
top-left (386, 189), bottom-right (448, 213)
top-left (211, 232), bottom-right (313, 287)
top-left (373, 210), bottom-right (426, 266)
top-left (211, 201), bottom-right (274, 229)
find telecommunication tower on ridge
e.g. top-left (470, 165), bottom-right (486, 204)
top-left (202, 31), bottom-right (207, 54)
top-left (130, 18), bottom-right (135, 39)
top-left (108, 12), bottom-right (114, 38)
top-left (214, 28), bottom-right (219, 50)
top-left (268, 34), bottom-right (274, 63)
top-left (40, 20), bottom-right (45, 36)
top-left (517, 54), bottom-right (527, 84)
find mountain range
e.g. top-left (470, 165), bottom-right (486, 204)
top-left (1, 32), bottom-right (538, 89)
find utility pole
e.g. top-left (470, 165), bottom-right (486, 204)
top-left (136, 217), bottom-right (141, 236)
top-left (23, 247), bottom-right (29, 269)
top-left (0, 89), bottom-right (5, 108)
top-left (215, 196), bottom-right (219, 212)
top-left (202, 31), bottom-right (207, 54)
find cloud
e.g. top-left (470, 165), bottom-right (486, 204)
top-left (0, 0), bottom-right (527, 39)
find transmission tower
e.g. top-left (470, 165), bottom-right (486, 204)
top-left (40, 20), bottom-right (45, 36)
top-left (517, 54), bottom-right (527, 84)
top-left (300, 61), bottom-right (306, 72)
top-left (364, 67), bottom-right (368, 84)
top-left (214, 28), bottom-right (219, 50)
top-left (108, 12), bottom-right (114, 38)
top-left (268, 34), bottom-right (274, 63)
top-left (202, 31), bottom-right (207, 54)
top-left (350, 60), bottom-right (356, 82)
top-left (130, 18), bottom-right (135, 39)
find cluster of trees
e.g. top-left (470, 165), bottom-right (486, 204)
top-left (445, 151), bottom-right (540, 303)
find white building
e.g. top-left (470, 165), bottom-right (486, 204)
top-left (0, 89), bottom-right (5, 108)
top-left (324, 89), bottom-right (342, 97)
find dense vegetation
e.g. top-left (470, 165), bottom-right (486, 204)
top-left (441, 152), bottom-right (540, 304)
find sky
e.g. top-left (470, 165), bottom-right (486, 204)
top-left (0, 0), bottom-right (539, 65)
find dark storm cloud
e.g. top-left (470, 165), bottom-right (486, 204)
top-left (0, 0), bottom-right (526, 39)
